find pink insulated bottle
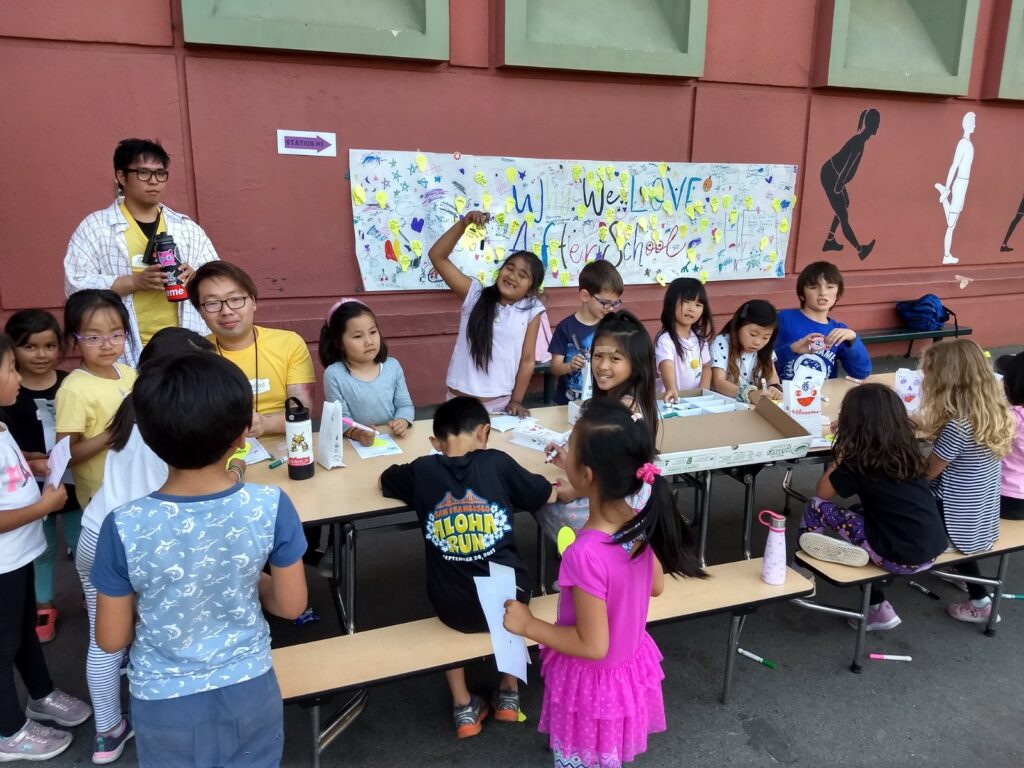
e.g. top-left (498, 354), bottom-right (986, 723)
top-left (759, 510), bottom-right (787, 585)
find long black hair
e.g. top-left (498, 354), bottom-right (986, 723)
top-left (657, 277), bottom-right (713, 361)
top-left (590, 310), bottom-right (657, 440)
top-left (833, 384), bottom-right (926, 482)
top-left (107, 328), bottom-right (215, 451)
top-left (318, 299), bottom-right (388, 370)
top-left (719, 300), bottom-right (778, 386)
top-left (466, 251), bottom-right (543, 372)
top-left (574, 399), bottom-right (705, 577)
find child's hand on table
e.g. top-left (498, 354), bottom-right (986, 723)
top-left (388, 419), bottom-right (410, 438)
top-left (663, 389), bottom-right (678, 404)
top-left (352, 428), bottom-right (376, 447)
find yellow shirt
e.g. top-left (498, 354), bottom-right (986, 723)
top-left (122, 203), bottom-right (177, 346)
top-left (55, 363), bottom-right (137, 509)
top-left (211, 326), bottom-right (315, 415)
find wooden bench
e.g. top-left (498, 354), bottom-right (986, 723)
top-left (860, 323), bottom-right (972, 358)
top-left (273, 558), bottom-right (812, 768)
top-left (793, 519), bottom-right (1024, 673)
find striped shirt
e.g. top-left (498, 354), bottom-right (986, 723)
top-left (64, 199), bottom-right (218, 366)
top-left (931, 419), bottom-right (1001, 554)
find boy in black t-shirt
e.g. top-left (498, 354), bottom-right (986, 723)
top-left (380, 397), bottom-right (567, 738)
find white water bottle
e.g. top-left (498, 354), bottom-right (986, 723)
top-left (284, 397), bottom-right (315, 481)
top-left (759, 510), bottom-right (787, 585)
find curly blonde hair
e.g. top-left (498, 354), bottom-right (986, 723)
top-left (918, 339), bottom-right (1015, 457)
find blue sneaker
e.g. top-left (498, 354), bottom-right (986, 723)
top-left (93, 717), bottom-right (134, 765)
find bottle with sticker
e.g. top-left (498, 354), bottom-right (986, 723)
top-left (152, 233), bottom-right (188, 303)
top-left (284, 397), bottom-right (315, 480)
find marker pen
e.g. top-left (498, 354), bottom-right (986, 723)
top-left (736, 648), bottom-right (776, 669)
top-left (268, 458), bottom-right (286, 470)
top-left (845, 376), bottom-right (863, 384)
top-left (1002, 593), bottom-right (1024, 599)
top-left (869, 654), bottom-right (911, 662)
top-left (342, 416), bottom-right (380, 437)
top-left (908, 581), bottom-right (940, 600)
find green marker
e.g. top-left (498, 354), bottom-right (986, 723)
top-left (269, 458), bottom-right (286, 469)
top-left (737, 647), bottom-right (776, 669)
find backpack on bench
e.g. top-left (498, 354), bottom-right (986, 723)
top-left (895, 294), bottom-right (957, 333)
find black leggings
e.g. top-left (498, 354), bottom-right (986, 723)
top-left (0, 562), bottom-right (54, 737)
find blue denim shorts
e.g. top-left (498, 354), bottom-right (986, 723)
top-left (131, 670), bottom-right (283, 768)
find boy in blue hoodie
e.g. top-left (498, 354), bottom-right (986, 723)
top-left (774, 261), bottom-right (872, 381)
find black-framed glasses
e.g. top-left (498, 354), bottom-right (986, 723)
top-left (200, 296), bottom-right (250, 313)
top-left (594, 296), bottom-right (623, 310)
top-left (73, 332), bottom-right (127, 348)
top-left (124, 167), bottom-right (169, 182)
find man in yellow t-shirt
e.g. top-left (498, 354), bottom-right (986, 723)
top-left (191, 261), bottom-right (315, 438)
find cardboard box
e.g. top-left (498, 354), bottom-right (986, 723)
top-left (655, 398), bottom-right (813, 474)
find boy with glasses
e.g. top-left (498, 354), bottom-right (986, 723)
top-left (547, 261), bottom-right (624, 404)
top-left (64, 138), bottom-right (220, 365)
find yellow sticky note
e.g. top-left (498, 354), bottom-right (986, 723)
top-left (598, 226), bottom-right (608, 243)
top-left (649, 214), bottom-right (658, 229)
top-left (679, 223), bottom-right (688, 238)
top-left (483, 247), bottom-right (493, 263)
top-left (779, 218), bottom-right (790, 234)
top-left (398, 254), bottom-right (411, 273)
top-left (694, 201), bottom-right (705, 215)
top-left (560, 272), bottom-right (570, 286)
top-left (656, 273), bottom-right (667, 287)
top-left (597, 165), bottom-right (607, 180)
top-left (685, 203), bottom-right (696, 220)
top-left (571, 165), bottom-right (583, 183)
top-left (744, 195), bottom-right (754, 211)
top-left (624, 223), bottom-right (634, 239)
top-left (352, 184), bottom-right (366, 205)
top-left (640, 186), bottom-right (651, 201)
top-left (481, 192), bottom-right (493, 210)
top-left (531, 241), bottom-right (542, 256)
top-left (614, 227), bottom-right (625, 250)
top-left (477, 271), bottom-right (487, 283)
top-left (454, 195), bottom-right (466, 214)
top-left (658, 161), bottom-right (667, 177)
top-left (637, 218), bottom-right (648, 232)
top-left (699, 269), bottom-right (708, 284)
top-left (506, 166), bottom-right (517, 184)
top-left (586, 171), bottom-right (595, 185)
top-left (687, 247), bottom-right (697, 263)
top-left (651, 229), bottom-right (661, 244)
top-left (492, 268), bottom-right (500, 282)
top-left (410, 240), bottom-right (422, 257)
top-left (662, 200), bottom-right (674, 215)
top-left (700, 218), bottom-right (709, 232)
top-left (771, 198), bottom-right (782, 213)
top-left (374, 190), bottom-right (387, 208)
top-left (607, 164), bottom-right (615, 177)
top-left (415, 153), bottom-right (427, 173)
top-left (556, 526), bottom-right (576, 555)
top-left (474, 171), bottom-right (487, 187)
top-left (495, 247), bottom-right (506, 260)
top-left (547, 240), bottom-right (560, 256)
top-left (576, 204), bottom-right (586, 220)
top-left (769, 250), bottom-right (778, 264)
top-left (759, 235), bottom-right (770, 250)
top-left (619, 187), bottom-right (628, 201)
top-left (387, 219), bottom-right (400, 236)
top-left (728, 210), bottom-right (739, 225)
top-left (594, 176), bottom-right (603, 191)
top-left (508, 220), bottom-right (520, 235)
top-left (604, 206), bottom-right (616, 223)
top-left (525, 211), bottom-right (536, 225)
top-left (495, 212), bottom-right (506, 226)
top-left (505, 197), bottom-right (515, 213)
top-left (619, 170), bottom-right (629, 183)
top-left (710, 197), bottom-right (720, 213)
top-left (723, 194), bottom-right (733, 209)
top-left (713, 229), bottom-right (723, 244)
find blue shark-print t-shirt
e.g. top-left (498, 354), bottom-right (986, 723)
top-left (91, 482), bottom-right (305, 701)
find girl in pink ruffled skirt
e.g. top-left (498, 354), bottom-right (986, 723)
top-left (504, 399), bottom-right (706, 768)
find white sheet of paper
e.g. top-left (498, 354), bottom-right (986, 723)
top-left (244, 438), bottom-right (273, 464)
top-left (473, 562), bottom-right (530, 683)
top-left (489, 414), bottom-right (524, 433)
top-left (33, 398), bottom-right (57, 452)
top-left (46, 436), bottom-right (72, 490)
top-left (348, 433), bottom-right (403, 459)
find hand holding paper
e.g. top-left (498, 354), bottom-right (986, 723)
top-left (474, 562), bottom-right (530, 683)
top-left (46, 436), bottom-right (72, 490)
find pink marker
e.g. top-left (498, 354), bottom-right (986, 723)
top-left (342, 416), bottom-right (379, 437)
top-left (869, 653), bottom-right (911, 662)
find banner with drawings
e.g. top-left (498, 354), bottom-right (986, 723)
top-left (349, 149), bottom-right (798, 292)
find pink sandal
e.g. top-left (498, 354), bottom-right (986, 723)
top-left (36, 607), bottom-right (58, 644)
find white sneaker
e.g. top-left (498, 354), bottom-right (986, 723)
top-left (799, 532), bottom-right (870, 567)
top-left (942, 255), bottom-right (959, 265)
top-left (0, 720), bottom-right (72, 761)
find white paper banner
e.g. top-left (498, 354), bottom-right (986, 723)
top-left (349, 149), bottom-right (797, 292)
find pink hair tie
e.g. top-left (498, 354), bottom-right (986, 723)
top-left (635, 462), bottom-right (661, 485)
top-left (326, 297), bottom-right (367, 322)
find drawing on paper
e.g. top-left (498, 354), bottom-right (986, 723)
top-left (348, 149), bottom-right (799, 292)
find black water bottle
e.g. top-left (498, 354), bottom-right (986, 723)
top-left (284, 397), bottom-right (315, 480)
top-left (152, 233), bottom-right (188, 303)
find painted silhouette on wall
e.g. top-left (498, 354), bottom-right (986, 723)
top-left (820, 108), bottom-right (879, 260)
top-left (1001, 194), bottom-right (1023, 252)
top-left (934, 111), bottom-right (975, 266)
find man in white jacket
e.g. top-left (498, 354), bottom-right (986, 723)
top-left (64, 138), bottom-right (219, 366)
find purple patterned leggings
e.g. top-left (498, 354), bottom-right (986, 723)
top-left (801, 497), bottom-right (935, 576)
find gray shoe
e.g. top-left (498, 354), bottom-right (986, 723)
top-left (799, 532), bottom-right (870, 567)
top-left (25, 689), bottom-right (92, 728)
top-left (0, 719), bottom-right (72, 761)
top-left (453, 695), bottom-right (488, 739)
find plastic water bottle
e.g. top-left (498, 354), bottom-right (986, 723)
top-left (152, 233), bottom-right (188, 303)
top-left (284, 397), bottom-right (315, 481)
top-left (759, 510), bottom-right (787, 585)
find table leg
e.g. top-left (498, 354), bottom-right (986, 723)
top-left (986, 554), bottom-right (1011, 638)
top-left (697, 471), bottom-right (712, 568)
top-left (344, 524), bottom-right (356, 635)
top-left (330, 522), bottom-right (356, 635)
top-left (741, 471), bottom-right (757, 560)
top-left (537, 520), bottom-right (548, 595)
top-left (720, 613), bottom-right (746, 704)
top-left (851, 584), bottom-right (871, 673)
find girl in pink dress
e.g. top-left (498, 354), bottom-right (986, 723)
top-left (504, 399), bottom-right (706, 768)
